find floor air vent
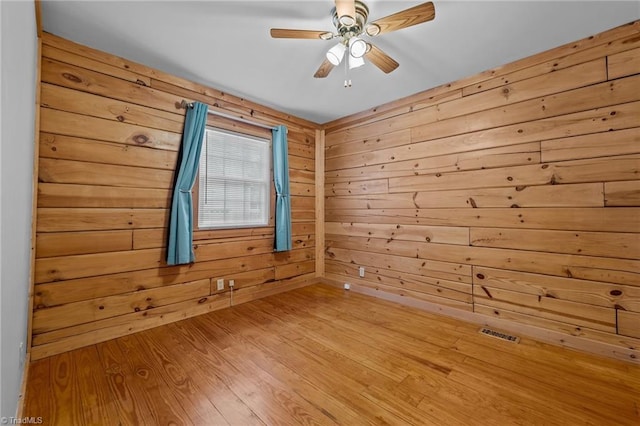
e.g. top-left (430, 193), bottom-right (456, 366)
top-left (479, 327), bottom-right (520, 343)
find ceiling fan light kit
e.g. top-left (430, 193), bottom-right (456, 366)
top-left (349, 37), bottom-right (367, 58)
top-left (349, 53), bottom-right (365, 70)
top-left (271, 1), bottom-right (435, 85)
top-left (326, 42), bottom-right (347, 66)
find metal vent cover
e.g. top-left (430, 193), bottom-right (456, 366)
top-left (479, 327), bottom-right (521, 343)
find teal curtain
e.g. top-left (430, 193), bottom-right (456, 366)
top-left (166, 102), bottom-right (208, 265)
top-left (272, 125), bottom-right (292, 252)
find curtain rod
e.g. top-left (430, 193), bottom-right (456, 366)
top-left (180, 100), bottom-right (282, 132)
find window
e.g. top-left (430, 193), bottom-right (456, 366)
top-left (197, 128), bottom-right (270, 229)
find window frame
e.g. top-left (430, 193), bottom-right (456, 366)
top-left (193, 123), bottom-right (275, 231)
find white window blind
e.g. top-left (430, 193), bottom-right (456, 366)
top-left (198, 128), bottom-right (270, 229)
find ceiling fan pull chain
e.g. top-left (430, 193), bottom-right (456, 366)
top-left (344, 53), bottom-right (352, 88)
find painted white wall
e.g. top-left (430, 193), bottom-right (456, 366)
top-left (0, 0), bottom-right (37, 418)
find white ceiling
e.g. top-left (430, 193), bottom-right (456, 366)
top-left (41, 1), bottom-right (640, 124)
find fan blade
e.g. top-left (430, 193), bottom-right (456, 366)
top-left (314, 58), bottom-right (335, 78)
top-left (270, 29), bottom-right (332, 39)
top-left (365, 43), bottom-right (399, 74)
top-left (335, 0), bottom-right (356, 25)
top-left (366, 2), bottom-right (435, 36)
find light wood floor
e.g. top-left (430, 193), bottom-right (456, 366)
top-left (24, 284), bottom-right (640, 425)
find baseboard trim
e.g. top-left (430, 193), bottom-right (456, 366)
top-left (321, 278), bottom-right (639, 364)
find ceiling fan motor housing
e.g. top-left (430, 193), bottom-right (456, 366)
top-left (332, 1), bottom-right (370, 39)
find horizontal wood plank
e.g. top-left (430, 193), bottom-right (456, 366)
top-left (36, 208), bottom-right (167, 233)
top-left (326, 142), bottom-right (541, 179)
top-left (473, 303), bottom-right (640, 354)
top-left (413, 183), bottom-right (605, 209)
top-left (33, 252), bottom-right (293, 307)
top-left (36, 230), bottom-right (132, 258)
top-left (325, 246), bottom-right (472, 284)
top-left (540, 127), bottom-right (640, 162)
top-left (473, 266), bottom-right (640, 311)
top-left (326, 260), bottom-right (472, 294)
top-left (32, 279), bottom-right (210, 333)
top-left (327, 236), bottom-right (640, 286)
top-left (328, 275), bottom-right (474, 312)
top-left (325, 222), bottom-right (469, 245)
top-left (40, 83), bottom-right (183, 133)
top-left (326, 182), bottom-right (604, 209)
top-left (388, 154), bottom-right (638, 193)
top-left (472, 287), bottom-right (616, 333)
top-left (40, 108), bottom-right (181, 151)
top-left (274, 260), bottom-right (316, 280)
top-left (617, 310), bottom-right (640, 338)
top-left (42, 44), bottom-right (152, 86)
top-left (605, 180), bottom-right (640, 206)
top-left (470, 228), bottom-right (640, 259)
top-left (325, 207), bottom-right (639, 232)
top-left (39, 132), bottom-right (178, 170)
top-left (608, 47), bottom-right (640, 79)
top-left (436, 59), bottom-right (607, 121)
top-left (325, 129), bottom-right (411, 159)
top-left (326, 179), bottom-right (389, 196)
top-left (412, 101), bottom-right (640, 154)
top-left (38, 183), bottom-right (171, 208)
top-left (41, 57), bottom-right (181, 114)
top-left (30, 294), bottom-right (230, 360)
top-left (231, 274), bottom-right (316, 306)
top-left (39, 158), bottom-right (175, 189)
top-left (463, 34), bottom-right (640, 96)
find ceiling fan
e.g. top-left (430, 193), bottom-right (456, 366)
top-left (270, 1), bottom-right (435, 82)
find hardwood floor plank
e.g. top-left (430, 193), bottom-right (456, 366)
top-left (450, 339), bottom-right (638, 420)
top-left (23, 358), bottom-right (51, 422)
top-left (149, 323), bottom-right (264, 426)
top-left (49, 351), bottom-right (86, 425)
top-left (234, 301), bottom-right (400, 391)
top-left (265, 293), bottom-right (460, 372)
top-left (123, 333), bottom-right (228, 425)
top-left (199, 312), bottom-right (365, 425)
top-left (433, 367), bottom-right (566, 426)
top-left (169, 318), bottom-right (326, 426)
top-left (95, 337), bottom-right (159, 425)
top-left (452, 327), bottom-right (640, 393)
top-left (113, 335), bottom-right (194, 426)
top-left (23, 284), bottom-right (640, 425)
top-left (73, 346), bottom-right (120, 425)
top-left (212, 306), bottom-right (406, 425)
top-left (453, 356), bottom-right (634, 425)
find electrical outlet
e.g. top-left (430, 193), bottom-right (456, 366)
top-left (229, 279), bottom-right (235, 289)
top-left (358, 266), bottom-right (365, 277)
top-left (216, 278), bottom-right (224, 291)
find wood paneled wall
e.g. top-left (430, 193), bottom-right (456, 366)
top-left (31, 33), bottom-right (319, 360)
top-left (323, 21), bottom-right (640, 362)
